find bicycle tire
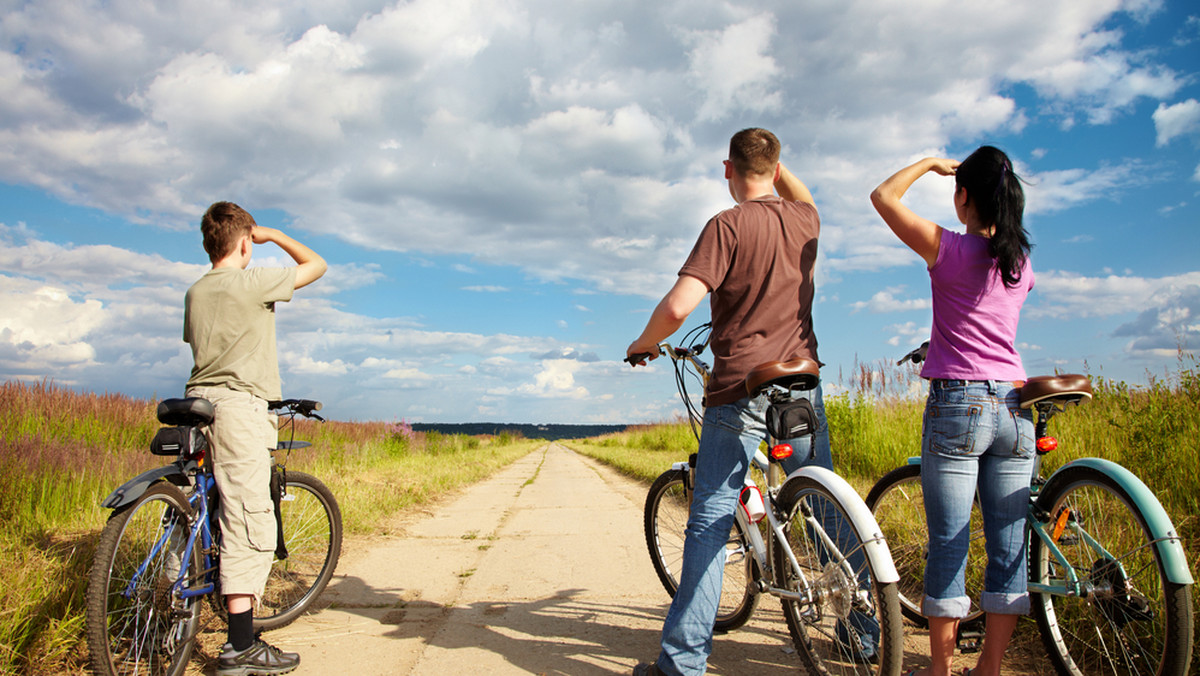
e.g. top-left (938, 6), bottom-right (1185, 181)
top-left (255, 469), bottom-right (343, 631)
top-left (86, 482), bottom-right (202, 676)
top-left (774, 474), bottom-right (903, 676)
top-left (1031, 464), bottom-right (1194, 676)
top-left (643, 468), bottom-right (759, 632)
top-left (864, 463), bottom-right (986, 629)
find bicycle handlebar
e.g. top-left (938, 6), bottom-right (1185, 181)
top-left (897, 341), bottom-right (930, 366)
top-left (625, 351), bottom-right (656, 366)
top-left (268, 399), bottom-right (325, 421)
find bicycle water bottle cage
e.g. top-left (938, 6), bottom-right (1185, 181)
top-left (1018, 375), bottom-right (1092, 410)
top-left (744, 359), bottom-right (820, 398)
top-left (156, 397), bottom-right (216, 426)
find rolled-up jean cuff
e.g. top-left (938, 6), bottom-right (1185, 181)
top-left (981, 591), bottom-right (1030, 616)
top-left (923, 595), bottom-right (971, 619)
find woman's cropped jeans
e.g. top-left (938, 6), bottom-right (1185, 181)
top-left (655, 385), bottom-right (857, 675)
top-left (920, 379), bottom-right (1036, 619)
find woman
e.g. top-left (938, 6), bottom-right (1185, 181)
top-left (870, 146), bottom-right (1035, 676)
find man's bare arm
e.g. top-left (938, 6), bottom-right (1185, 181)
top-left (775, 163), bottom-right (815, 206)
top-left (626, 275), bottom-right (709, 363)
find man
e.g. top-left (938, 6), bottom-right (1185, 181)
top-left (626, 128), bottom-right (834, 675)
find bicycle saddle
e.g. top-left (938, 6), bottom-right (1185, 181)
top-left (745, 359), bottom-right (820, 397)
top-left (1019, 374), bottom-right (1092, 409)
top-left (157, 398), bottom-right (216, 426)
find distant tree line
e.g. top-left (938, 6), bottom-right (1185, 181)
top-left (410, 422), bottom-right (627, 440)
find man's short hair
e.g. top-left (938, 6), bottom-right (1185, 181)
top-left (728, 128), bottom-right (780, 177)
top-left (201, 202), bottom-right (256, 262)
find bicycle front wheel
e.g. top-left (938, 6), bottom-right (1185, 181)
top-left (1031, 465), bottom-right (1194, 676)
top-left (865, 463), bottom-right (985, 629)
top-left (643, 468), bottom-right (759, 632)
top-left (255, 469), bottom-right (343, 631)
top-left (775, 474), bottom-right (902, 676)
top-left (86, 482), bottom-right (202, 676)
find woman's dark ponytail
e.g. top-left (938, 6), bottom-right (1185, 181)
top-left (957, 146), bottom-right (1031, 287)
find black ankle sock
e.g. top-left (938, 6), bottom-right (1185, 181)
top-left (228, 610), bottom-right (254, 652)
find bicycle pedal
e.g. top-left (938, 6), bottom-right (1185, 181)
top-left (956, 629), bottom-right (983, 653)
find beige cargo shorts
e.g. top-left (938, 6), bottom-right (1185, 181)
top-left (186, 385), bottom-right (278, 600)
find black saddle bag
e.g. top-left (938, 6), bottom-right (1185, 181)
top-left (150, 426), bottom-right (207, 459)
top-left (766, 397), bottom-right (817, 441)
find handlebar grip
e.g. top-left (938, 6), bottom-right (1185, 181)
top-left (298, 399), bottom-right (322, 412)
top-left (268, 399), bottom-right (324, 416)
top-left (625, 352), bottom-right (654, 366)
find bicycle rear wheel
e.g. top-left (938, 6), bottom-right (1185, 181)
top-left (255, 469), bottom-right (343, 631)
top-left (1031, 465), bottom-right (1193, 676)
top-left (775, 474), bottom-right (902, 676)
top-left (865, 463), bottom-right (985, 629)
top-left (643, 467), bottom-right (759, 632)
top-left (86, 482), bottom-right (202, 676)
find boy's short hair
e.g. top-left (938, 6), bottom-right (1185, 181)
top-left (728, 128), bottom-right (780, 177)
top-left (201, 201), bottom-right (256, 262)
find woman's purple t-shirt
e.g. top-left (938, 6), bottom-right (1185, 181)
top-left (920, 230), bottom-right (1033, 381)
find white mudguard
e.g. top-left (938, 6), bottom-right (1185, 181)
top-left (787, 465), bottom-right (900, 583)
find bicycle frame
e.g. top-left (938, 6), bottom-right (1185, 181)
top-left (892, 447), bottom-right (1193, 602)
top-left (121, 464), bottom-right (218, 607)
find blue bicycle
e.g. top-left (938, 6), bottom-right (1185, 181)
top-left (85, 397), bottom-right (342, 676)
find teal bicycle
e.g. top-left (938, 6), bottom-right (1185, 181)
top-left (866, 343), bottom-right (1194, 676)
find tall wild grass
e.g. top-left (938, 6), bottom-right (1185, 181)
top-left (0, 380), bottom-right (535, 675)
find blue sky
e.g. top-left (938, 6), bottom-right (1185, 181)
top-left (1, 0), bottom-right (1197, 424)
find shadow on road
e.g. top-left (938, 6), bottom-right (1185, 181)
top-left (317, 573), bottom-right (804, 675)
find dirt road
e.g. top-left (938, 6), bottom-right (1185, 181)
top-left (267, 442), bottom-right (1036, 675)
top-left (267, 442), bottom-right (806, 674)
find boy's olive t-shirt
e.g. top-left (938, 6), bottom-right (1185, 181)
top-left (184, 267), bottom-right (297, 401)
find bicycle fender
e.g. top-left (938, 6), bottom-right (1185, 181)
top-left (100, 464), bottom-right (189, 511)
top-left (790, 465), bottom-right (900, 583)
top-left (1044, 457), bottom-right (1194, 585)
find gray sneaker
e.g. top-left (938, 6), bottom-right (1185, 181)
top-left (217, 639), bottom-right (300, 676)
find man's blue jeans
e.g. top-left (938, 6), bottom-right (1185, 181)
top-left (656, 385), bottom-right (859, 675)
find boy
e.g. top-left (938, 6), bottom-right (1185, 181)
top-left (183, 201), bottom-right (326, 675)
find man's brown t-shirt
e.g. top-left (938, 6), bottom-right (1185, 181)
top-left (679, 195), bottom-right (820, 407)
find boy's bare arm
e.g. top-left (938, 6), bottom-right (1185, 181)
top-left (775, 163), bottom-right (815, 207)
top-left (252, 226), bottom-right (328, 289)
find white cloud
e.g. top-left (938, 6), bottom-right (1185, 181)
top-left (1152, 99), bottom-right (1200, 146)
top-left (851, 287), bottom-right (932, 314)
top-left (1030, 270), bottom-right (1200, 319)
top-left (683, 13), bottom-right (782, 122)
top-left (0, 0), bottom-right (1187, 290)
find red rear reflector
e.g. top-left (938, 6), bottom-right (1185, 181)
top-left (770, 444), bottom-right (793, 460)
top-left (1037, 437), bottom-right (1058, 453)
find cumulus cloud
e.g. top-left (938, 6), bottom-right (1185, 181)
top-left (0, 229), bottom-right (608, 420)
top-left (1113, 284), bottom-right (1200, 356)
top-left (1153, 99), bottom-right (1200, 146)
top-left (1030, 269), bottom-right (1200, 319)
top-left (0, 0), bottom-right (1187, 296)
top-left (851, 287), bottom-right (932, 314)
